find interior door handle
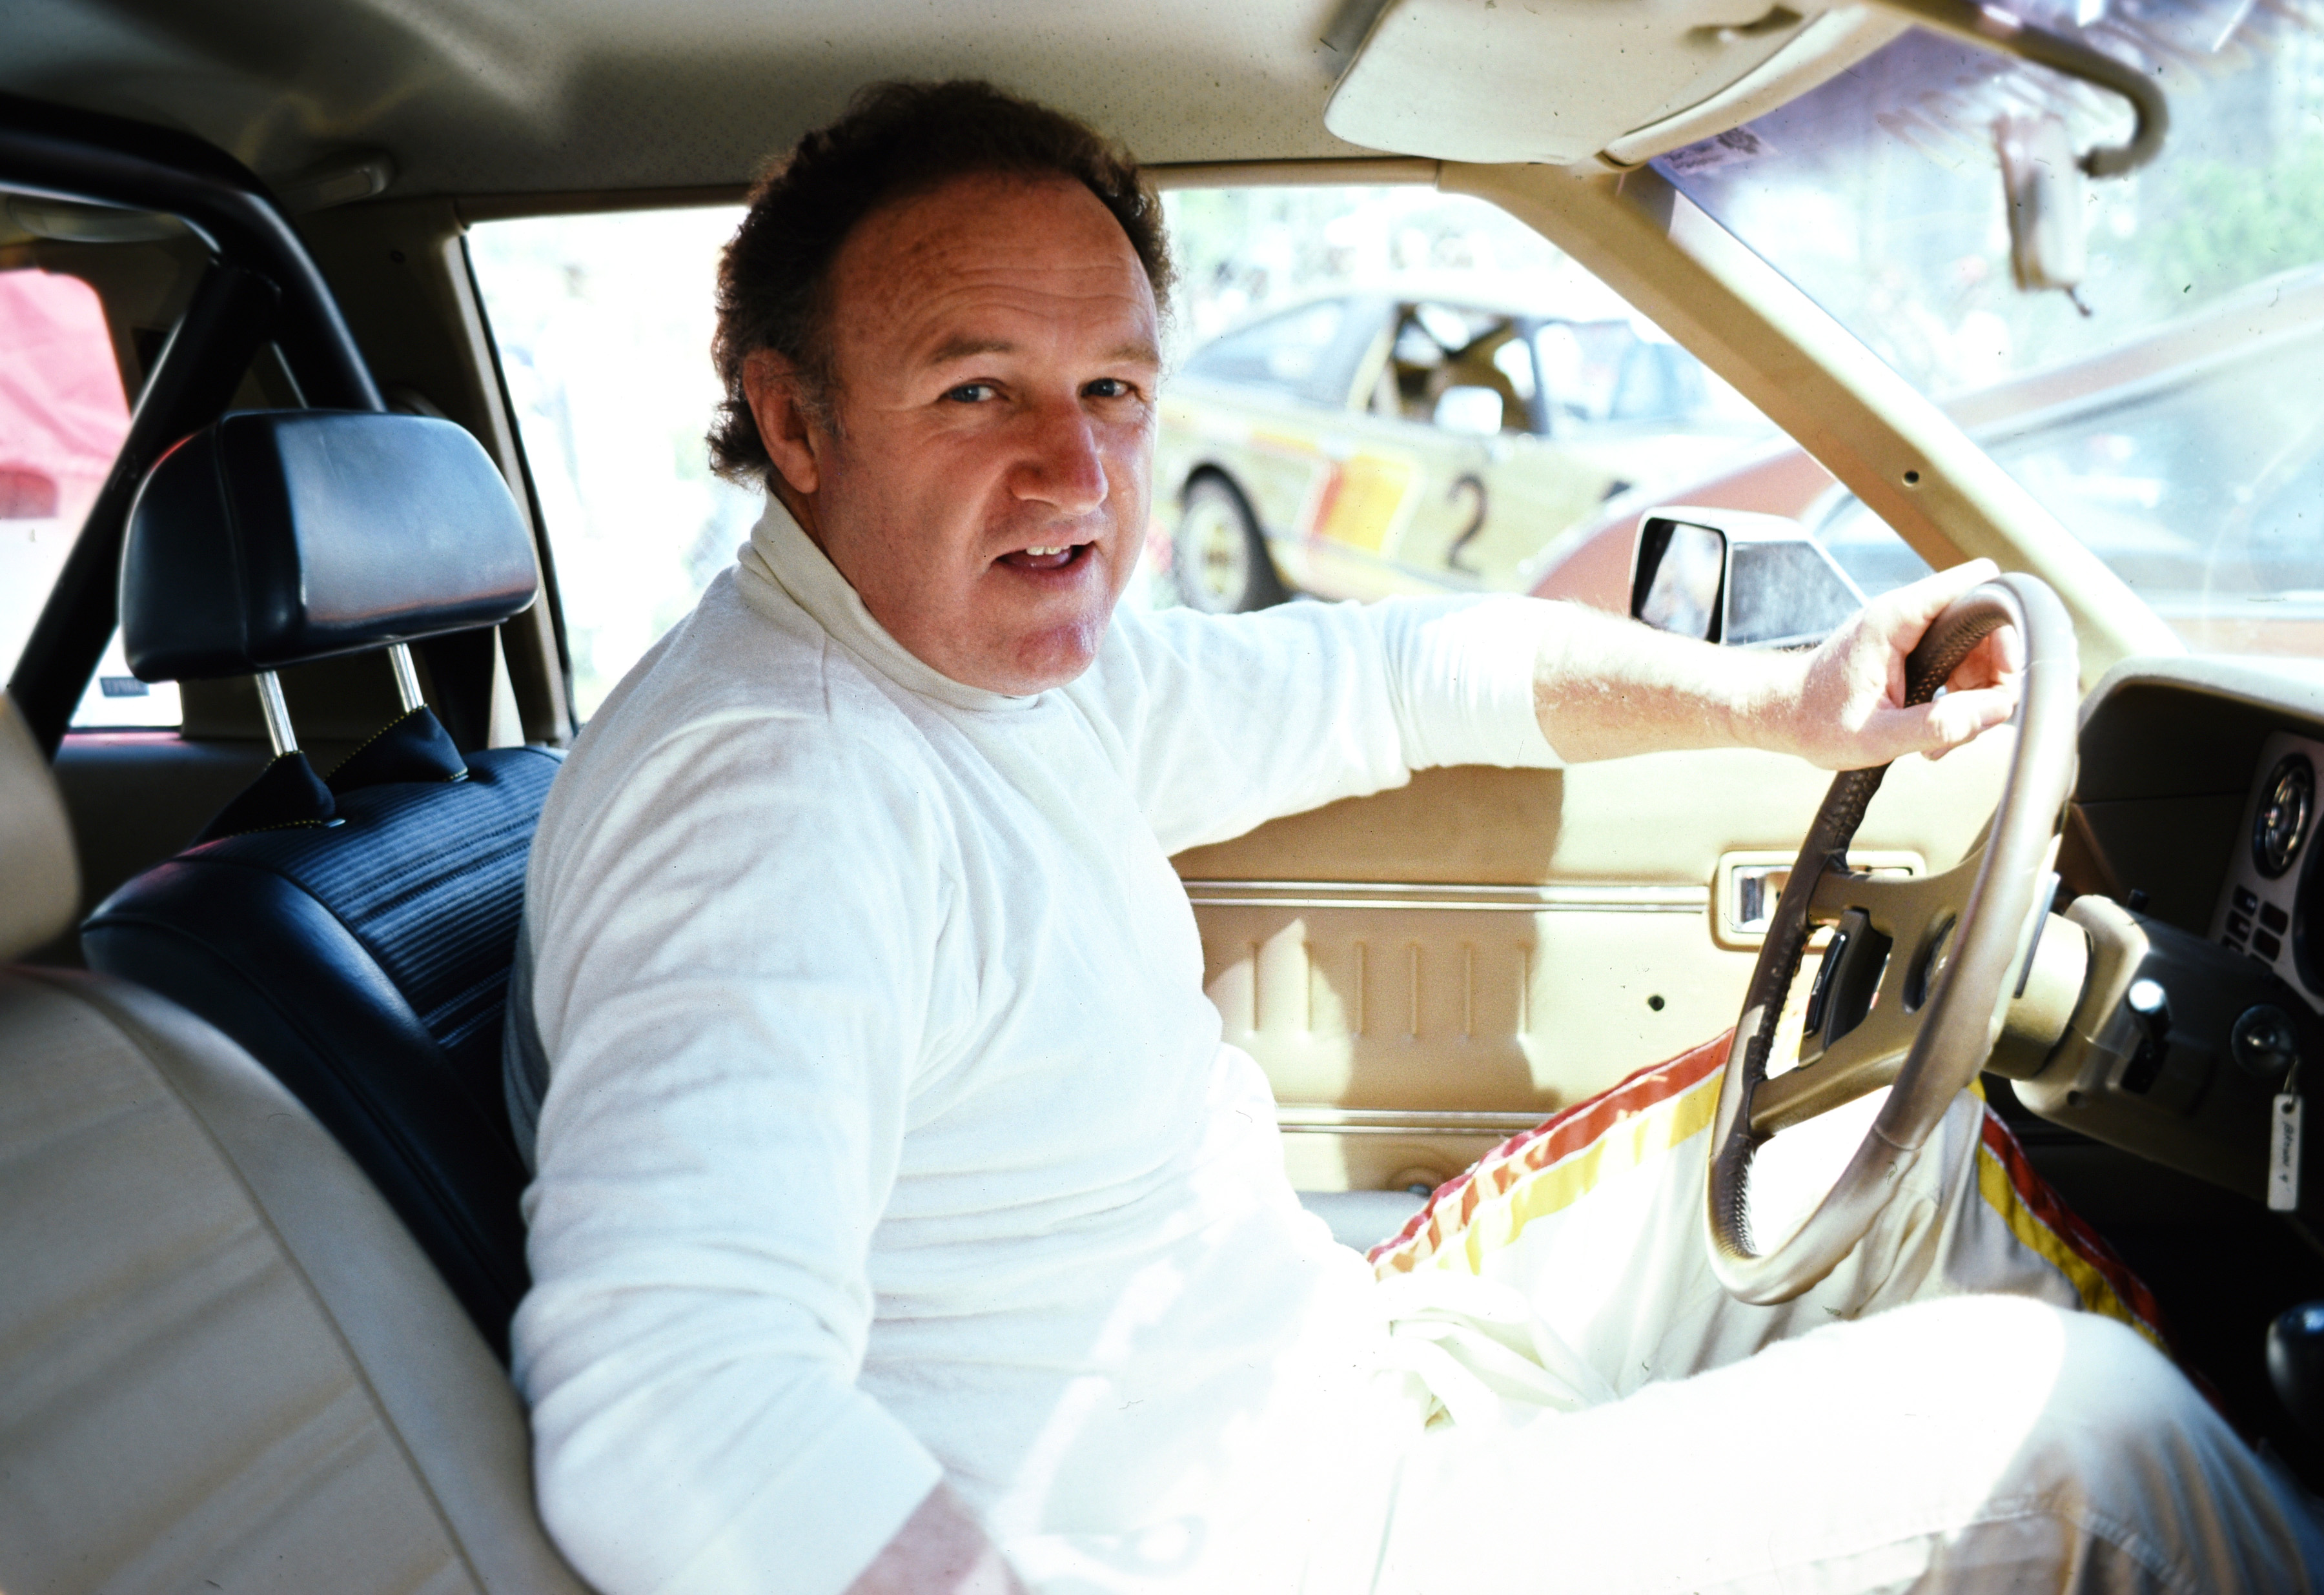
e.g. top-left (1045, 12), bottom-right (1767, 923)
top-left (1717, 851), bottom-right (1924, 945)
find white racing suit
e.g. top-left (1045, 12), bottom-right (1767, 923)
top-left (1282, 1033), bottom-right (2324, 1593)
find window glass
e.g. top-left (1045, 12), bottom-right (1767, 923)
top-left (1534, 320), bottom-right (1753, 430)
top-left (1660, 14), bottom-right (2324, 654)
top-left (1178, 300), bottom-right (1350, 403)
top-left (469, 207), bottom-right (758, 720)
top-left (72, 630), bottom-right (181, 729)
top-left (1157, 185), bottom-right (1784, 606)
top-left (1165, 186), bottom-right (1575, 349)
top-left (1815, 493), bottom-right (1935, 599)
top-left (0, 268), bottom-right (177, 727)
top-left (1369, 304), bottom-right (1533, 432)
top-left (469, 188), bottom-right (1803, 656)
top-left (1977, 361), bottom-right (2324, 652)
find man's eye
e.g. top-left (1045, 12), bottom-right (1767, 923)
top-left (944, 383), bottom-right (997, 403)
top-left (1085, 378), bottom-right (1136, 400)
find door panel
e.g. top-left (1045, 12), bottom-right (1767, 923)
top-left (1173, 735), bottom-right (2013, 1191)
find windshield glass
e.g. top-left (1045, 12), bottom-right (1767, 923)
top-left (1658, 1), bottom-right (2324, 655)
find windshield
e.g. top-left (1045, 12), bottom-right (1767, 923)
top-left (1658, 1), bottom-right (2324, 655)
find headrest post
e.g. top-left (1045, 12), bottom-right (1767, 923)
top-left (387, 643), bottom-right (427, 715)
top-left (254, 671), bottom-right (300, 758)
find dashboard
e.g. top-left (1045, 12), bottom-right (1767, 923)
top-left (2214, 730), bottom-right (2324, 1009)
top-left (2013, 655), bottom-right (2324, 1206)
top-left (2061, 656), bottom-right (2324, 944)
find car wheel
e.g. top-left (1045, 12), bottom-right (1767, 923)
top-left (1174, 476), bottom-right (1285, 613)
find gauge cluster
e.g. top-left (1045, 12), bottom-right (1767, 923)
top-left (2214, 730), bottom-right (2324, 1010)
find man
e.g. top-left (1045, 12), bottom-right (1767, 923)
top-left (505, 81), bottom-right (2322, 1594)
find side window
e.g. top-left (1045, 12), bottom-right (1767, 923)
top-left (1177, 300), bottom-right (1351, 405)
top-left (0, 268), bottom-right (177, 728)
top-left (1607, 340), bottom-right (1704, 423)
top-left (1152, 183), bottom-right (1793, 612)
top-left (1815, 493), bottom-right (1934, 597)
top-left (1536, 320), bottom-right (1745, 432)
top-left (467, 207), bottom-right (759, 721)
top-left (1538, 320), bottom-right (1644, 426)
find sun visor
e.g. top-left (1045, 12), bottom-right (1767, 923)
top-left (1324, 0), bottom-right (1908, 168)
top-left (122, 411), bottom-right (540, 682)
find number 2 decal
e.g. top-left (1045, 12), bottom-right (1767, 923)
top-left (1446, 472), bottom-right (1487, 573)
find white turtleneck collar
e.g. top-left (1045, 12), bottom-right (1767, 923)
top-left (734, 497), bottom-right (1043, 715)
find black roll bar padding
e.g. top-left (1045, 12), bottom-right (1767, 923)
top-left (0, 92), bottom-right (383, 411)
top-left (7, 262), bottom-right (280, 755)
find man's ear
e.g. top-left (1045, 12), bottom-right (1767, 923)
top-left (742, 349), bottom-right (825, 498)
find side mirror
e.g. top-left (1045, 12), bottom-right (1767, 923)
top-left (1433, 384), bottom-right (1504, 436)
top-left (1629, 507), bottom-right (1867, 649)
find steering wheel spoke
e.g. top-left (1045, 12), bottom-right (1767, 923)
top-left (1751, 981), bottom-right (1917, 1134)
top-left (1806, 849), bottom-right (1976, 944)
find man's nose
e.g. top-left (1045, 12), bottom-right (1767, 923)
top-left (1011, 396), bottom-right (1109, 514)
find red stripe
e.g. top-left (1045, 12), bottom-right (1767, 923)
top-left (1361, 1044), bottom-right (2227, 1422)
top-left (1971, 1104), bottom-right (2250, 1425)
top-left (1369, 1029), bottom-right (1733, 1269)
top-left (1978, 1106), bottom-right (2174, 1350)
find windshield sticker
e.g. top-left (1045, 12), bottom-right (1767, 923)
top-left (1659, 126), bottom-right (1778, 178)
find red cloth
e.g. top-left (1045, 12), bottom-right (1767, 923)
top-left (0, 269), bottom-right (131, 493)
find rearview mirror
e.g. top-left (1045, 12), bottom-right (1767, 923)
top-left (1997, 113), bottom-right (2087, 296)
top-left (1433, 385), bottom-right (1504, 436)
top-left (1629, 507), bottom-right (1867, 649)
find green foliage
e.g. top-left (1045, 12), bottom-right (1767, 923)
top-left (2146, 143), bottom-right (2324, 306)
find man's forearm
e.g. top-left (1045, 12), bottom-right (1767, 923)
top-left (1527, 599), bottom-right (1802, 764)
top-left (1524, 563), bottom-right (2021, 772)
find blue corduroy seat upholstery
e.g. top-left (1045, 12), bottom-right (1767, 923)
top-left (84, 747), bottom-right (558, 1353)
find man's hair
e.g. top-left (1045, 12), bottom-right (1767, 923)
top-left (708, 79), bottom-right (1174, 489)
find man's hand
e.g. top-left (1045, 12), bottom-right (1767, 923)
top-left (848, 1483), bottom-right (1029, 1595)
top-left (1768, 559), bottom-right (2023, 771)
top-left (1531, 558), bottom-right (2022, 769)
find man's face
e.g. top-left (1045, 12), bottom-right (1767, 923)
top-left (746, 172), bottom-right (1161, 695)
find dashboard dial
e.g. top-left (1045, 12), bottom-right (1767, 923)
top-left (2256, 753), bottom-right (2316, 879)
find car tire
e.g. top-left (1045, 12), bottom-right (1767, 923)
top-left (1174, 475), bottom-right (1287, 613)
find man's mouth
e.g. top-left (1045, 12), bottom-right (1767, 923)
top-left (998, 542), bottom-right (1094, 573)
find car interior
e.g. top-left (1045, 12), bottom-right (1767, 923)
top-left (6, 0), bottom-right (2324, 1587)
top-left (1372, 304), bottom-right (1529, 430)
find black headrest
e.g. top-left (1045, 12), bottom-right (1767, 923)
top-left (122, 411), bottom-right (540, 682)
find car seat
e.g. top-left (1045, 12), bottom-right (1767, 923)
top-left (81, 410), bottom-right (556, 1357)
top-left (0, 688), bottom-right (587, 1594)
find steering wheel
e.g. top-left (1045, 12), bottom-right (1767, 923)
top-left (1706, 573), bottom-right (2081, 1304)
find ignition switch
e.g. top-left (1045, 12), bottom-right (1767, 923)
top-left (2234, 1004), bottom-right (2303, 1082)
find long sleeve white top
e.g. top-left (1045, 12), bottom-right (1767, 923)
top-left (505, 502), bottom-right (1558, 1595)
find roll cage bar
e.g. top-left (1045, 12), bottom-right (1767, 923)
top-left (0, 92), bottom-right (385, 756)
